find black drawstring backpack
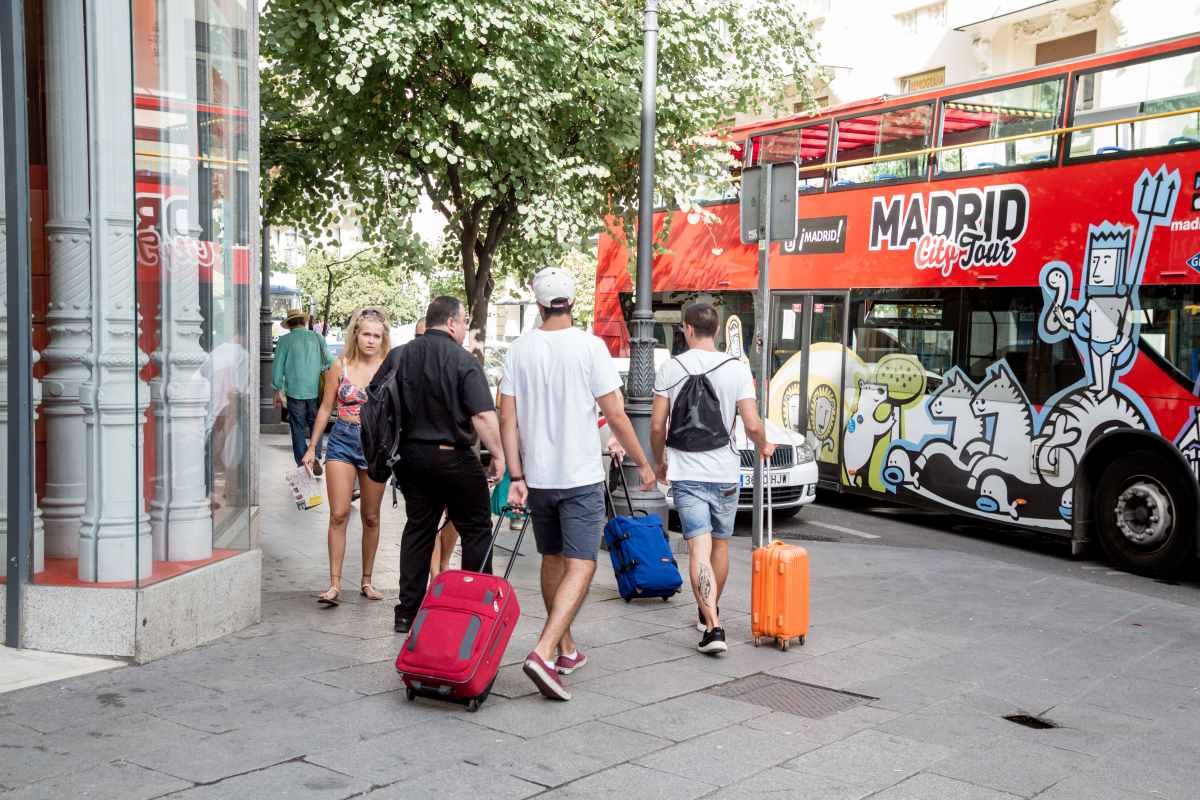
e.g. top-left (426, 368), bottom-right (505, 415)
top-left (664, 357), bottom-right (738, 452)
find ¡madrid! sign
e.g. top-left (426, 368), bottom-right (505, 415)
top-left (869, 184), bottom-right (1030, 277)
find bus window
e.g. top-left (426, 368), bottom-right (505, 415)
top-left (748, 123), bottom-right (830, 191)
top-left (939, 77), bottom-right (1065, 173)
top-left (1068, 49), bottom-right (1200, 159)
top-left (849, 290), bottom-right (955, 388)
top-left (1135, 286), bottom-right (1200, 389)
top-left (834, 104), bottom-right (933, 185)
top-left (964, 289), bottom-right (1083, 404)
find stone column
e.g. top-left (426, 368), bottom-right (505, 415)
top-left (40, 0), bottom-right (90, 558)
top-left (77, 0), bottom-right (150, 582)
top-left (146, 6), bottom-right (211, 563)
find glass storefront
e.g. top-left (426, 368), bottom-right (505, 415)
top-left (4, 0), bottom-right (258, 653)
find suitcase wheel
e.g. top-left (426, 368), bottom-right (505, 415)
top-left (798, 635), bottom-right (806, 646)
top-left (778, 638), bottom-right (788, 652)
top-left (662, 596), bottom-right (669, 602)
top-left (405, 686), bottom-right (416, 702)
top-left (466, 697), bottom-right (481, 713)
top-left (752, 637), bottom-right (759, 647)
top-left (624, 597), bottom-right (632, 603)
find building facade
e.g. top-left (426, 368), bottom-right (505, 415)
top-left (754, 0), bottom-right (1200, 122)
top-left (3, 0), bottom-right (261, 661)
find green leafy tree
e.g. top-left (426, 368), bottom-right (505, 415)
top-left (295, 249), bottom-right (429, 333)
top-left (262, 0), bottom-right (816, 352)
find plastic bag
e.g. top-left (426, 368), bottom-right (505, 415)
top-left (287, 465), bottom-right (324, 510)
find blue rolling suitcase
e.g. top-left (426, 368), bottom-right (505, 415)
top-left (603, 462), bottom-right (683, 602)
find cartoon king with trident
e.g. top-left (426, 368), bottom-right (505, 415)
top-left (1040, 166), bottom-right (1180, 400)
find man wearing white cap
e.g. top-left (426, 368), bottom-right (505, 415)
top-left (500, 266), bottom-right (656, 701)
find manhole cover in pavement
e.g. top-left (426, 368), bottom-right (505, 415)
top-left (704, 673), bottom-right (875, 718)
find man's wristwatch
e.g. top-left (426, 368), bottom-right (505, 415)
top-left (510, 475), bottom-right (525, 483)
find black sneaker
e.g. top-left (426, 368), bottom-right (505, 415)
top-left (696, 606), bottom-right (719, 633)
top-left (698, 627), bottom-right (727, 655)
top-left (394, 607), bottom-right (412, 634)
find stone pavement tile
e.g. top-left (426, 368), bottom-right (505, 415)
top-left (766, 645), bottom-right (922, 689)
top-left (1034, 775), bottom-right (1163, 800)
top-left (584, 636), bottom-right (693, 674)
top-left (303, 688), bottom-right (453, 733)
top-left (876, 703), bottom-right (1020, 751)
top-left (634, 723), bottom-right (816, 787)
top-left (149, 676), bottom-right (362, 734)
top-left (166, 760), bottom-right (370, 800)
top-left (1014, 702), bottom-right (1156, 757)
top-left (1076, 675), bottom-right (1200, 720)
top-left (536, 763), bottom-right (716, 800)
top-left (602, 693), bottom-right (769, 742)
top-left (1078, 752), bottom-right (1200, 800)
top-left (306, 660), bottom-right (405, 696)
top-left (490, 663), bottom-right (542, 699)
top-left (672, 643), bottom-right (812, 680)
top-left (462, 688), bottom-right (636, 738)
top-left (0, 722), bottom-right (90, 787)
top-left (848, 670), bottom-right (974, 714)
top-left (969, 672), bottom-right (1089, 716)
top-left (306, 717), bottom-right (520, 785)
top-left (771, 623), bottom-right (878, 657)
top-left (573, 661), bottom-right (729, 705)
top-left (572, 596), bottom-right (650, 623)
top-left (126, 719), bottom-right (328, 785)
top-left (0, 760), bottom-right (192, 800)
top-left (868, 628), bottom-right (973, 661)
top-left (312, 631), bottom-right (406, 663)
top-left (41, 711), bottom-right (212, 766)
top-left (178, 647), bottom-right (363, 692)
top-left (781, 730), bottom-right (956, 793)
top-left (869, 773), bottom-right (1022, 800)
top-left (569, 617), bottom-right (673, 649)
top-left (542, 719), bottom-right (673, 764)
top-left (623, 602), bottom-right (711, 630)
top-left (742, 704), bottom-right (900, 745)
top-left (1116, 647), bottom-right (1200, 690)
top-left (469, 738), bottom-right (613, 788)
top-left (0, 685), bottom-right (148, 735)
top-left (928, 735), bottom-right (1094, 797)
top-left (702, 766), bottom-right (871, 800)
top-left (364, 762), bottom-right (542, 799)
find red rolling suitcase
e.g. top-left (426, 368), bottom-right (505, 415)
top-left (395, 506), bottom-right (529, 712)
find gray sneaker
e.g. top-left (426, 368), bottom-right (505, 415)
top-left (698, 627), bottom-right (728, 655)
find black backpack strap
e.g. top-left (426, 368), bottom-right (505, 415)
top-left (700, 356), bottom-right (740, 376)
top-left (653, 357), bottom-right (691, 395)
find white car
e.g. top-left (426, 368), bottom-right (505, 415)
top-left (661, 418), bottom-right (818, 519)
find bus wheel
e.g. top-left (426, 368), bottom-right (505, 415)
top-left (1095, 450), bottom-right (1194, 578)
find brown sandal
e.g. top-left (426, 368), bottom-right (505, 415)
top-left (360, 575), bottom-right (384, 601)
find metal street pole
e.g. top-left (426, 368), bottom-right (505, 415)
top-left (259, 223), bottom-right (279, 426)
top-left (621, 0), bottom-right (668, 525)
top-left (750, 165), bottom-right (771, 550)
top-left (2, 0), bottom-right (31, 647)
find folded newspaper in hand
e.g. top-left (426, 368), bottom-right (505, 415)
top-left (286, 465), bottom-right (323, 510)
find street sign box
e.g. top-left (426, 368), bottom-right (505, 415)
top-left (739, 163), bottom-right (798, 244)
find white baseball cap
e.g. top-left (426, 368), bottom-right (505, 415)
top-left (532, 267), bottom-right (575, 309)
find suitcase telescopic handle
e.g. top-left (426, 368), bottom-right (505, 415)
top-left (608, 454), bottom-right (646, 518)
top-left (765, 454), bottom-right (774, 546)
top-left (489, 504), bottom-right (531, 581)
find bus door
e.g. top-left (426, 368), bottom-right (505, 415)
top-left (771, 292), bottom-right (848, 485)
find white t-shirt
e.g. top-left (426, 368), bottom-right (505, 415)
top-left (654, 349), bottom-right (755, 484)
top-left (500, 327), bottom-right (622, 489)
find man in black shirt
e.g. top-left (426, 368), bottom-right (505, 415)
top-left (382, 296), bottom-right (505, 633)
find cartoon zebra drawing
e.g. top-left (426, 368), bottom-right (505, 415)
top-left (965, 363), bottom-right (1036, 491)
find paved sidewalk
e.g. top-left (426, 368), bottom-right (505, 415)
top-left (1, 434), bottom-right (1199, 798)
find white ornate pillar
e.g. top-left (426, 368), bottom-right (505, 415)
top-left (40, 0), bottom-right (91, 558)
top-left (77, 0), bottom-right (150, 582)
top-left (0, 84), bottom-right (45, 574)
top-left (146, 6), bottom-right (212, 562)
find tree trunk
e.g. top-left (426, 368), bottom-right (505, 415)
top-left (322, 265), bottom-right (334, 336)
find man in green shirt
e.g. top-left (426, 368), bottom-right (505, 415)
top-left (272, 309), bottom-right (332, 466)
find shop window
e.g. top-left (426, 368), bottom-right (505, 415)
top-left (939, 77), bottom-right (1064, 172)
top-left (1069, 49), bottom-right (1200, 159)
top-left (834, 104), bottom-right (933, 185)
top-left (964, 289), bottom-right (1083, 404)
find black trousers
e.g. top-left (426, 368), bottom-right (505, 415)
top-left (395, 443), bottom-right (494, 618)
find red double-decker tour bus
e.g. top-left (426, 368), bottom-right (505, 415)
top-left (595, 34), bottom-right (1200, 576)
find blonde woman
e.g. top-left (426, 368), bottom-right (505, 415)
top-left (303, 308), bottom-right (390, 605)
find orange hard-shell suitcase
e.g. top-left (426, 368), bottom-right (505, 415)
top-left (751, 462), bottom-right (810, 651)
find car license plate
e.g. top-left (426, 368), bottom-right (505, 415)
top-left (740, 471), bottom-right (788, 488)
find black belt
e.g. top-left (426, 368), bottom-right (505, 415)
top-left (404, 439), bottom-right (469, 450)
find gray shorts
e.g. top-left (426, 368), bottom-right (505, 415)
top-left (527, 482), bottom-right (606, 561)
